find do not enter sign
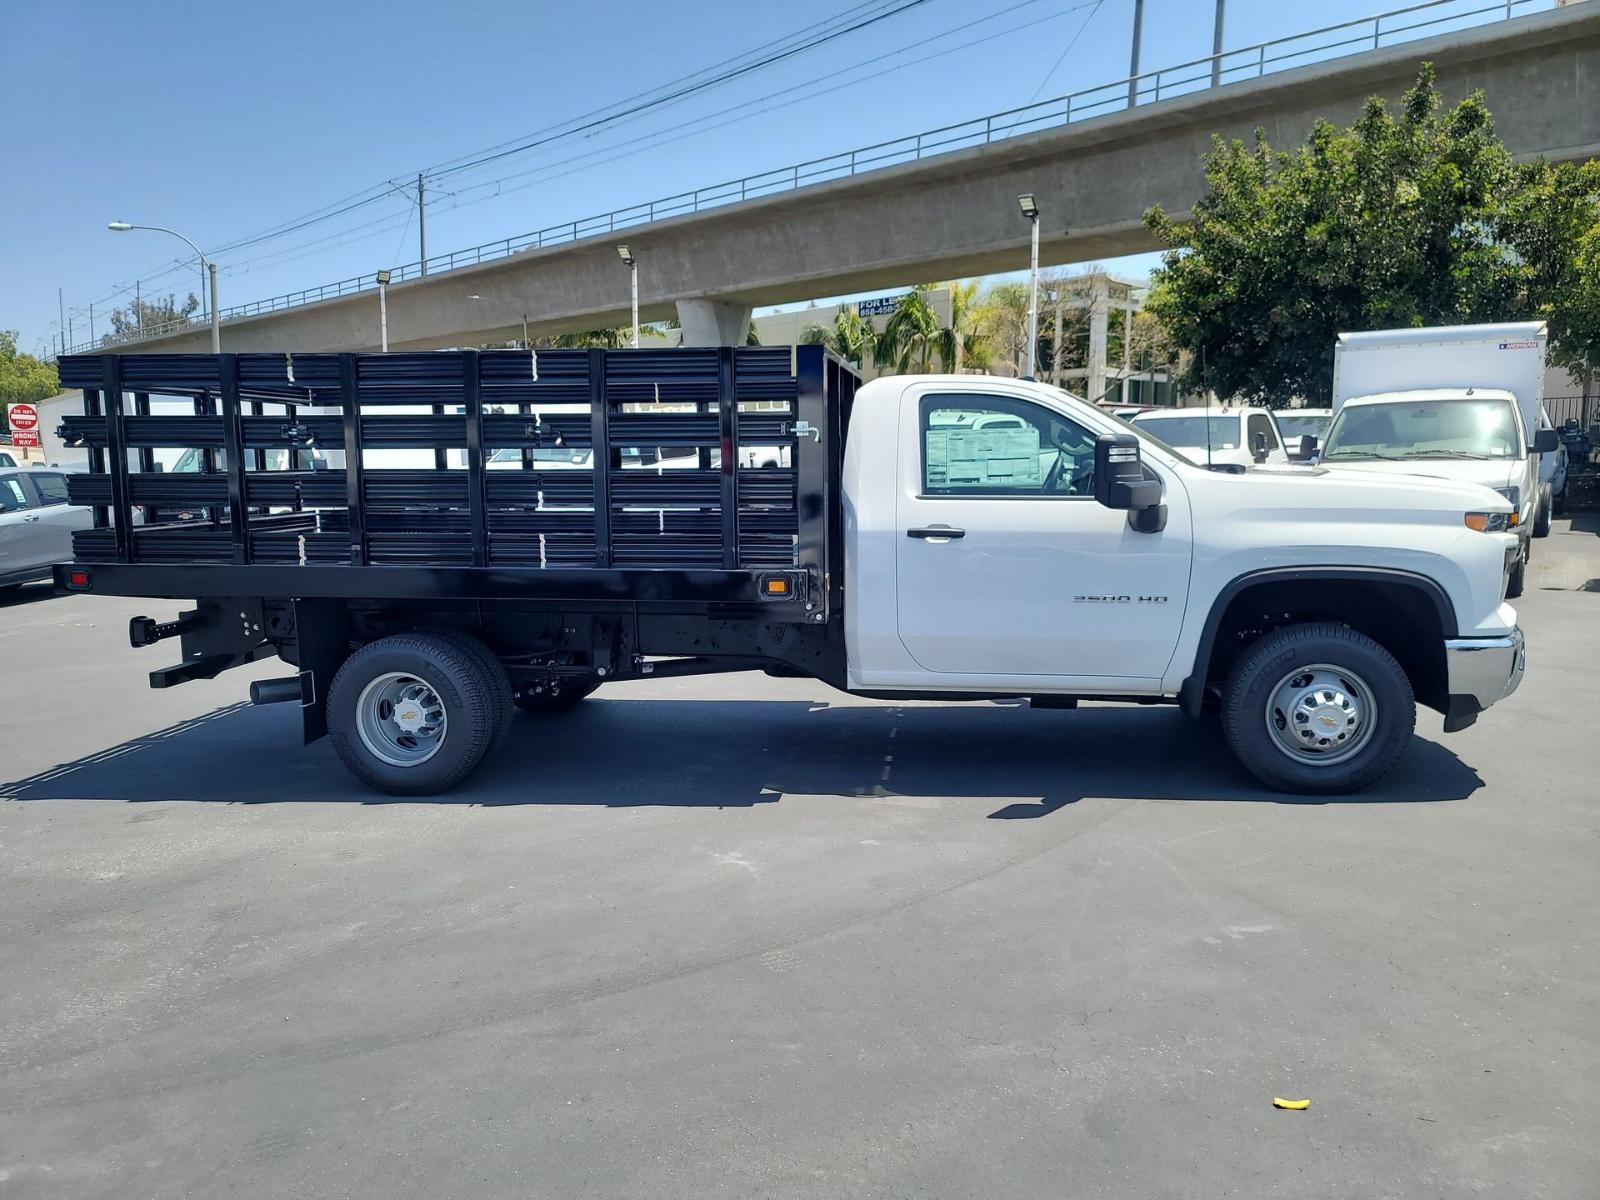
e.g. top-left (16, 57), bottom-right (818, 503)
top-left (8, 402), bottom-right (41, 448)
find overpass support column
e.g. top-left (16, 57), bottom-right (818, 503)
top-left (1087, 274), bottom-right (1109, 404)
top-left (677, 299), bottom-right (752, 347)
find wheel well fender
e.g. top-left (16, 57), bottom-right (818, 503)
top-left (1179, 568), bottom-right (1456, 717)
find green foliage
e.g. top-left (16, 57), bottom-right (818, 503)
top-left (0, 330), bottom-right (60, 415)
top-left (1143, 63), bottom-right (1597, 405)
top-left (877, 287), bottom-right (941, 373)
top-left (104, 293), bottom-right (201, 342)
top-left (976, 281), bottom-right (1030, 373)
top-left (1500, 160), bottom-right (1600, 380)
top-left (803, 307), bottom-right (877, 369)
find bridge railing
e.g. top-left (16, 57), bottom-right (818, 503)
top-left (63, 0), bottom-right (1547, 356)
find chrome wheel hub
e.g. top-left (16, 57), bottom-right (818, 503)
top-left (1265, 663), bottom-right (1376, 767)
top-left (356, 672), bottom-right (447, 768)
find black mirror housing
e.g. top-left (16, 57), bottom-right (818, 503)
top-left (1533, 428), bottom-right (1560, 454)
top-left (1251, 430), bottom-right (1269, 462)
top-left (1094, 434), bottom-right (1162, 513)
top-left (1299, 434), bottom-right (1318, 460)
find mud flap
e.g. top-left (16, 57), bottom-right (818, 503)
top-left (292, 598), bottom-right (349, 744)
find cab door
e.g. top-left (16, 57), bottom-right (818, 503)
top-left (894, 387), bottom-right (1191, 682)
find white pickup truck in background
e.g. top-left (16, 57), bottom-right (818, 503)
top-left (1317, 322), bottom-right (1562, 597)
top-left (1128, 405), bottom-right (1290, 470)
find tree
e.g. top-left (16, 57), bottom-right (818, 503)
top-left (1143, 63), bottom-right (1561, 405)
top-left (932, 280), bottom-right (990, 373)
top-left (1499, 159), bottom-right (1600, 396)
top-left (976, 281), bottom-right (1031, 374)
top-left (103, 293), bottom-right (201, 343)
top-left (876, 287), bottom-right (941, 373)
top-left (1, 330), bottom-right (60, 416)
top-left (803, 307), bottom-right (876, 369)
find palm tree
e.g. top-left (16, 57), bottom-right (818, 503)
top-left (878, 287), bottom-right (940, 373)
top-left (803, 307), bottom-right (876, 369)
top-left (932, 280), bottom-right (987, 374)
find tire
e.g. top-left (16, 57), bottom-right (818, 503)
top-left (1221, 622), bottom-right (1415, 795)
top-left (1532, 486), bottom-right (1552, 538)
top-left (327, 632), bottom-right (496, 795)
top-left (428, 629), bottom-right (514, 750)
top-left (1506, 544), bottom-right (1526, 599)
top-left (512, 674), bottom-right (600, 713)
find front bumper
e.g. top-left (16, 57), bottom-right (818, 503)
top-left (1441, 628), bottom-right (1526, 731)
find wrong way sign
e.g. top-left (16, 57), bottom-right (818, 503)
top-left (7, 402), bottom-right (41, 448)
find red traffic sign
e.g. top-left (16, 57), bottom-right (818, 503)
top-left (10, 430), bottom-right (40, 448)
top-left (8, 402), bottom-right (40, 433)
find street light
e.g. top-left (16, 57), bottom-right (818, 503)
top-left (376, 269), bottom-right (392, 352)
top-left (616, 244), bottom-right (638, 348)
top-left (1018, 195), bottom-right (1041, 378)
top-left (108, 221), bottom-right (220, 352)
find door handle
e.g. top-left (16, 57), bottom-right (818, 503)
top-left (22, 515), bottom-right (41, 523)
top-left (906, 525), bottom-right (965, 540)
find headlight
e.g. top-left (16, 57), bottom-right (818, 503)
top-left (1493, 486), bottom-right (1521, 525)
top-left (1464, 512), bottom-right (1511, 532)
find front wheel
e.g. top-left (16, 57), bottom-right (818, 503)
top-left (1506, 542), bottom-right (1527, 599)
top-left (1221, 623), bottom-right (1415, 794)
top-left (327, 633), bottom-right (498, 795)
top-left (1532, 485), bottom-right (1552, 538)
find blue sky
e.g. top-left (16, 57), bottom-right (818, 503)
top-left (0, 0), bottom-right (1553, 354)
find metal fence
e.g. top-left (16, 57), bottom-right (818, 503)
top-left (64, 0), bottom-right (1548, 356)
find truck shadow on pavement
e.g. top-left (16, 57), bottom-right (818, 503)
top-left (0, 695), bottom-right (1483, 811)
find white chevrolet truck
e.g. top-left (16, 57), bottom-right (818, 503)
top-left (56, 346), bottom-right (1525, 797)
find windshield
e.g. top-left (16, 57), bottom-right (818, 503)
top-left (1276, 414), bottom-right (1331, 442)
top-left (1322, 398), bottom-right (1522, 461)
top-left (1130, 414), bottom-right (1240, 450)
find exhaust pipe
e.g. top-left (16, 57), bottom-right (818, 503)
top-left (250, 676), bottom-right (305, 706)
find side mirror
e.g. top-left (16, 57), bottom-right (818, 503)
top-left (1094, 434), bottom-right (1165, 532)
top-left (1299, 434), bottom-right (1318, 460)
top-left (1533, 428), bottom-right (1560, 454)
top-left (1251, 430), bottom-right (1269, 463)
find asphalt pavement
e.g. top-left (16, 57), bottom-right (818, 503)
top-left (2, 520), bottom-right (1597, 1199)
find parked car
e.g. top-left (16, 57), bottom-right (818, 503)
top-left (1128, 406), bottom-right (1291, 470)
top-left (0, 468), bottom-right (94, 592)
top-left (0, 451), bottom-right (18, 468)
top-left (1275, 408), bottom-right (1334, 461)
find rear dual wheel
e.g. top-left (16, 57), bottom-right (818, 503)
top-left (328, 631), bottom-right (511, 796)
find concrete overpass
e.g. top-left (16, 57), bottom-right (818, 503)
top-left (119, 2), bottom-right (1600, 354)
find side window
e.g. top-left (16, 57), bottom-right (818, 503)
top-left (31, 473), bottom-right (71, 505)
top-left (1247, 413), bottom-right (1279, 451)
top-left (0, 477), bottom-right (31, 513)
top-left (919, 394), bottom-right (1099, 498)
top-left (0, 452), bottom-right (17, 468)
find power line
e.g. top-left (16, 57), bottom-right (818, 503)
top-left (207, 0), bottom-right (1099, 285)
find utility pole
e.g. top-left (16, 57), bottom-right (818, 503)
top-left (1127, 0), bottom-right (1145, 107)
top-left (58, 288), bottom-right (65, 354)
top-left (417, 173), bottom-right (427, 275)
top-left (135, 280), bottom-right (142, 330)
top-left (1211, 0), bottom-right (1226, 87)
top-left (90, 302), bottom-right (96, 344)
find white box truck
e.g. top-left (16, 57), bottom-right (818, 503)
top-left (1317, 322), bottom-right (1561, 597)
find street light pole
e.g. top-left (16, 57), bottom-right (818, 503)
top-left (376, 270), bottom-right (392, 351)
top-left (1211, 0), bottom-right (1226, 87)
top-left (1018, 195), bottom-right (1041, 378)
top-left (1128, 0), bottom-right (1145, 107)
top-left (617, 245), bottom-right (638, 348)
top-left (108, 221), bottom-right (221, 352)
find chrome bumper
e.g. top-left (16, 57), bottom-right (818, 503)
top-left (1444, 628), bottom-right (1526, 720)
